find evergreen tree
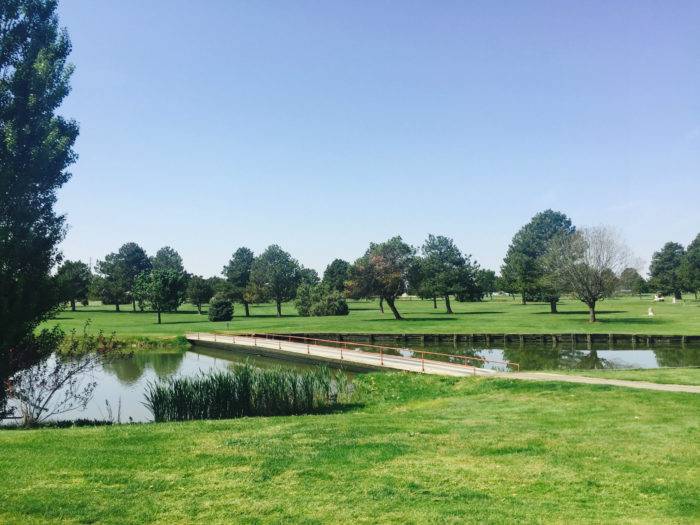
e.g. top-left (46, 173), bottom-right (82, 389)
top-left (222, 247), bottom-right (254, 316)
top-left (55, 260), bottom-right (91, 311)
top-left (649, 242), bottom-right (686, 299)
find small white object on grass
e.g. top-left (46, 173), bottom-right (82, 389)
top-left (648, 307), bottom-right (654, 317)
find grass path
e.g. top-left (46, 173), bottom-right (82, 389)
top-left (504, 371), bottom-right (700, 393)
top-left (1, 374), bottom-right (698, 523)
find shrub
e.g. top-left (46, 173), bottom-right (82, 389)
top-left (208, 294), bottom-right (233, 321)
top-left (144, 363), bottom-right (349, 422)
top-left (295, 283), bottom-right (349, 317)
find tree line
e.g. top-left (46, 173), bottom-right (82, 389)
top-left (53, 214), bottom-right (699, 324)
top-left (53, 235), bottom-right (492, 323)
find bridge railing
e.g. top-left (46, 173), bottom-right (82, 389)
top-left (191, 332), bottom-right (519, 372)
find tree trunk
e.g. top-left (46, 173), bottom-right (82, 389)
top-left (70, 299), bottom-right (76, 311)
top-left (549, 300), bottom-right (557, 314)
top-left (433, 296), bottom-right (437, 309)
top-left (115, 303), bottom-right (120, 312)
top-left (157, 310), bottom-right (161, 324)
top-left (132, 298), bottom-right (136, 312)
top-left (521, 291), bottom-right (527, 305)
top-left (276, 300), bottom-right (282, 317)
top-left (445, 294), bottom-right (453, 314)
top-left (244, 301), bottom-right (250, 317)
top-left (588, 302), bottom-right (596, 323)
top-left (385, 296), bottom-right (402, 320)
top-left (674, 290), bottom-right (682, 300)
top-left (379, 297), bottom-right (384, 313)
top-left (197, 304), bottom-right (202, 314)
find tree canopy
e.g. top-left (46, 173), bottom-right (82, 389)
top-left (186, 275), bottom-right (214, 314)
top-left (501, 210), bottom-right (575, 309)
top-left (680, 234), bottom-right (700, 299)
top-left (0, 0), bottom-right (79, 416)
top-left (134, 269), bottom-right (187, 324)
top-left (55, 260), bottom-right (91, 311)
top-left (249, 245), bottom-right (301, 317)
top-left (151, 246), bottom-right (185, 274)
top-left (222, 247), bottom-right (255, 316)
top-left (545, 226), bottom-right (628, 322)
top-left (649, 242), bottom-right (686, 299)
top-left (416, 234), bottom-right (478, 313)
top-left (322, 259), bottom-right (351, 292)
top-left (348, 236), bottom-right (415, 320)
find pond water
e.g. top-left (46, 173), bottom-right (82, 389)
top-left (381, 342), bottom-right (700, 372)
top-left (4, 342), bottom-right (698, 424)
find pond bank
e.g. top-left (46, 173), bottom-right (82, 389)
top-left (263, 332), bottom-right (700, 348)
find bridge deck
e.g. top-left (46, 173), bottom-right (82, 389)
top-left (186, 333), bottom-right (497, 377)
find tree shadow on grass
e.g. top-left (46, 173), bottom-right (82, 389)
top-left (533, 310), bottom-right (626, 315)
top-left (364, 317), bottom-right (458, 322)
top-left (448, 311), bottom-right (505, 316)
top-left (591, 317), bottom-right (671, 326)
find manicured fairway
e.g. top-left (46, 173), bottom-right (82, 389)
top-left (1, 374), bottom-right (698, 524)
top-left (43, 295), bottom-right (700, 339)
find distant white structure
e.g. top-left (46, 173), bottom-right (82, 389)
top-left (648, 307), bottom-right (654, 317)
top-left (653, 294), bottom-right (665, 302)
top-left (672, 297), bottom-right (677, 304)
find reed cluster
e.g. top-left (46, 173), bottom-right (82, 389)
top-left (144, 363), bottom-right (349, 422)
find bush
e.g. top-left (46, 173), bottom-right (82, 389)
top-left (144, 363), bottom-right (349, 422)
top-left (295, 283), bottom-right (348, 317)
top-left (208, 294), bottom-right (233, 321)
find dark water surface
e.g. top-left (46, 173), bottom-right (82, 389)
top-left (5, 342), bottom-right (698, 423)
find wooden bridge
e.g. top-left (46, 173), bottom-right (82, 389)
top-left (185, 333), bottom-right (518, 377)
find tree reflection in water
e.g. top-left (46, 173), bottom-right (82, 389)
top-left (102, 352), bottom-right (185, 384)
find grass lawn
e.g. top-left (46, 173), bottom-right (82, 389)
top-left (564, 367), bottom-right (700, 386)
top-left (43, 295), bottom-right (700, 339)
top-left (1, 374), bottom-right (698, 523)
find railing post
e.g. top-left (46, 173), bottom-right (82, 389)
top-left (421, 352), bottom-right (425, 372)
top-left (279, 340), bottom-right (281, 350)
top-left (340, 346), bottom-right (343, 360)
top-left (214, 333), bottom-right (217, 342)
top-left (380, 348), bottom-right (384, 366)
top-left (307, 343), bottom-right (310, 354)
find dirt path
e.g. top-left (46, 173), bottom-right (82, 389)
top-left (501, 372), bottom-right (700, 393)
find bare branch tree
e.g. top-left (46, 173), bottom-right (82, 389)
top-left (545, 226), bottom-right (629, 322)
top-left (7, 324), bottom-right (120, 427)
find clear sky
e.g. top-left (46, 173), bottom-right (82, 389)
top-left (55, 0), bottom-right (699, 277)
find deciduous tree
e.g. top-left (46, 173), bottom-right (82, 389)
top-left (347, 237), bottom-right (415, 320)
top-left (186, 275), bottom-right (214, 314)
top-left (1, 0), bottom-right (79, 417)
top-left (249, 245), bottom-right (301, 317)
top-left (134, 269), bottom-right (187, 324)
top-left (545, 226), bottom-right (629, 322)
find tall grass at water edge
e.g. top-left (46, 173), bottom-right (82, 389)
top-left (144, 363), bottom-right (350, 422)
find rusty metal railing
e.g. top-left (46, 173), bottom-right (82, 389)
top-left (223, 332), bottom-right (520, 372)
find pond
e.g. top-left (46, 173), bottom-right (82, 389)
top-left (4, 342), bottom-right (698, 424)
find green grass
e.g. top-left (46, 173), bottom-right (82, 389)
top-left (43, 295), bottom-right (700, 339)
top-left (563, 367), bottom-right (700, 386)
top-left (1, 373), bottom-right (698, 523)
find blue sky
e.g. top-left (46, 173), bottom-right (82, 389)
top-left (56, 0), bottom-right (699, 276)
